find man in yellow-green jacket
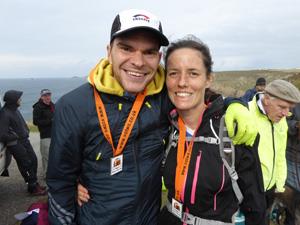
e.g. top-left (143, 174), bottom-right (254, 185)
top-left (248, 79), bottom-right (300, 220)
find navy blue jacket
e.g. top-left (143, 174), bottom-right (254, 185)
top-left (47, 83), bottom-right (170, 225)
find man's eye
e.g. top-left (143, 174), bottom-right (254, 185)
top-left (120, 46), bottom-right (131, 52)
top-left (145, 51), bottom-right (158, 56)
top-left (168, 72), bottom-right (177, 76)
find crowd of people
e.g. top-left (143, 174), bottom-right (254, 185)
top-left (0, 8), bottom-right (300, 225)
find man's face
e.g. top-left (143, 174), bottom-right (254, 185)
top-left (17, 98), bottom-right (21, 106)
top-left (41, 94), bottom-right (51, 105)
top-left (264, 95), bottom-right (295, 123)
top-left (107, 30), bottom-right (161, 94)
top-left (256, 84), bottom-right (266, 92)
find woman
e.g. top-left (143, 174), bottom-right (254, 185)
top-left (158, 37), bottom-right (266, 224)
top-left (77, 36), bottom-right (266, 224)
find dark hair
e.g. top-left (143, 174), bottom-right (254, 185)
top-left (164, 35), bottom-right (213, 75)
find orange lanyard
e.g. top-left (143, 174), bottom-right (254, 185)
top-left (89, 72), bottom-right (146, 157)
top-left (174, 110), bottom-right (205, 201)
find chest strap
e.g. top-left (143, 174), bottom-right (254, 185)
top-left (165, 199), bottom-right (234, 225)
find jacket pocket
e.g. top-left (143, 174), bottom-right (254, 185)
top-left (190, 150), bottom-right (202, 204)
top-left (213, 164), bottom-right (225, 211)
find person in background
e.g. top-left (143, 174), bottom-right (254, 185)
top-left (279, 103), bottom-right (300, 225)
top-left (242, 77), bottom-right (266, 102)
top-left (33, 89), bottom-right (55, 177)
top-left (0, 90), bottom-right (46, 196)
top-left (247, 80), bottom-right (300, 224)
top-left (48, 9), bottom-right (258, 225)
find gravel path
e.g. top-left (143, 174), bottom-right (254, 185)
top-left (0, 132), bottom-right (47, 225)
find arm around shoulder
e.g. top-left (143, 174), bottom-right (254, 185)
top-left (47, 97), bottom-right (85, 224)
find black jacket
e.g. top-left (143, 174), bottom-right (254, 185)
top-left (162, 94), bottom-right (266, 225)
top-left (286, 103), bottom-right (300, 190)
top-left (0, 90), bottom-right (29, 144)
top-left (33, 99), bottom-right (54, 138)
top-left (47, 83), bottom-right (170, 225)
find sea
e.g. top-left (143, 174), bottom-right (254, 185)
top-left (0, 77), bottom-right (86, 121)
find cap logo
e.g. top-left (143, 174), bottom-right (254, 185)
top-left (132, 14), bottom-right (150, 22)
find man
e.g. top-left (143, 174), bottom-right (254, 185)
top-left (33, 89), bottom-right (55, 177)
top-left (47, 9), bottom-right (257, 225)
top-left (279, 103), bottom-right (300, 225)
top-left (242, 77), bottom-right (266, 102)
top-left (0, 90), bottom-right (46, 195)
top-left (247, 80), bottom-right (300, 222)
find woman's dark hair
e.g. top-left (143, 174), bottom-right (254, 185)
top-left (164, 35), bottom-right (213, 75)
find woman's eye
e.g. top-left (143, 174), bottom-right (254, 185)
top-left (190, 72), bottom-right (199, 76)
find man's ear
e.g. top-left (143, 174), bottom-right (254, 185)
top-left (263, 93), bottom-right (270, 106)
top-left (107, 44), bottom-right (112, 63)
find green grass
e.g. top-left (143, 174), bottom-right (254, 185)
top-left (26, 121), bottom-right (39, 132)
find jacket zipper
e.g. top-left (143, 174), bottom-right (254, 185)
top-left (266, 122), bottom-right (276, 190)
top-left (213, 164), bottom-right (225, 211)
top-left (190, 150), bottom-right (202, 204)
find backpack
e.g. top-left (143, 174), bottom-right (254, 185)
top-left (15, 202), bottom-right (49, 225)
top-left (163, 115), bottom-right (243, 204)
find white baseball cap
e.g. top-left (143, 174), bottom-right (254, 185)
top-left (110, 9), bottom-right (169, 46)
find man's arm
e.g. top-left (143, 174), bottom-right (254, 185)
top-left (0, 111), bottom-right (18, 143)
top-left (275, 127), bottom-right (288, 193)
top-left (224, 97), bottom-right (258, 146)
top-left (46, 98), bottom-right (84, 225)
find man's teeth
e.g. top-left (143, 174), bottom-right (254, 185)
top-left (128, 71), bottom-right (144, 77)
top-left (176, 92), bottom-right (191, 97)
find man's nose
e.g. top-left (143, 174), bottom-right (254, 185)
top-left (131, 51), bottom-right (145, 67)
top-left (281, 108), bottom-right (290, 117)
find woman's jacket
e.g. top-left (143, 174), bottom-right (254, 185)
top-left (162, 94), bottom-right (266, 224)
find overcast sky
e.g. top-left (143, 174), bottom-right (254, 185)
top-left (0, 0), bottom-right (299, 78)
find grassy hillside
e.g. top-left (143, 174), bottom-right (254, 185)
top-left (211, 69), bottom-right (300, 97)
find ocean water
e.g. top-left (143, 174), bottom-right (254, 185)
top-left (0, 77), bottom-right (86, 121)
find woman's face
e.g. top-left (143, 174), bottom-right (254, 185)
top-left (166, 48), bottom-right (212, 114)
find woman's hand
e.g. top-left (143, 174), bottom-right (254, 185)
top-left (77, 183), bottom-right (90, 206)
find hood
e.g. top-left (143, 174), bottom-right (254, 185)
top-left (3, 90), bottom-right (23, 105)
top-left (87, 58), bottom-right (165, 96)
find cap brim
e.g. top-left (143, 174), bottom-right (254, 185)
top-left (111, 26), bottom-right (169, 46)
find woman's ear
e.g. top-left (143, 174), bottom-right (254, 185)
top-left (205, 73), bottom-right (214, 88)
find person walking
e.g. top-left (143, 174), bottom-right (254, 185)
top-left (0, 90), bottom-right (46, 196)
top-left (33, 89), bottom-right (55, 177)
top-left (247, 80), bottom-right (300, 224)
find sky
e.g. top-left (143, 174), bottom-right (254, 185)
top-left (0, 0), bottom-right (299, 78)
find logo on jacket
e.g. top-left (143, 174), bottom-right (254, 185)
top-left (132, 14), bottom-right (150, 22)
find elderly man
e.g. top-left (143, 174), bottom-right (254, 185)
top-left (33, 89), bottom-right (55, 177)
top-left (247, 79), bottom-right (300, 223)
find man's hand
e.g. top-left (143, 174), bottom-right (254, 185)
top-left (225, 103), bottom-right (258, 146)
top-left (77, 183), bottom-right (90, 206)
